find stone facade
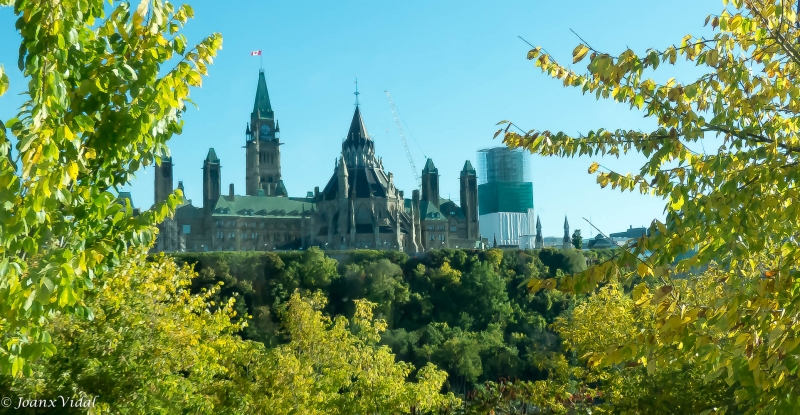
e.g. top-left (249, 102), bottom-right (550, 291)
top-left (150, 71), bottom-right (481, 253)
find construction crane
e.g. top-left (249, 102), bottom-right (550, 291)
top-left (385, 90), bottom-right (421, 188)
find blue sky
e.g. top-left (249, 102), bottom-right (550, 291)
top-left (0, 1), bottom-right (723, 238)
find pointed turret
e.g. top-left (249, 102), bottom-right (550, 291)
top-left (337, 155), bottom-right (349, 198)
top-left (459, 159), bottom-right (479, 239)
top-left (341, 105), bottom-right (377, 167)
top-left (461, 160), bottom-right (476, 175)
top-left (422, 158), bottom-right (437, 174)
top-left (345, 106), bottom-right (371, 146)
top-left (421, 158), bottom-right (440, 208)
top-left (252, 70), bottom-right (274, 120)
top-left (535, 216), bottom-right (543, 249)
top-left (203, 148), bottom-right (221, 214)
top-left (562, 216), bottom-right (571, 250)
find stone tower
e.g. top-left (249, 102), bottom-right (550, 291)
top-left (203, 148), bottom-right (221, 214)
top-left (245, 70), bottom-right (285, 196)
top-left (562, 216), bottom-right (571, 250)
top-left (535, 216), bottom-right (543, 249)
top-left (420, 158), bottom-right (440, 208)
top-left (154, 155), bottom-right (173, 205)
top-left (459, 160), bottom-right (479, 239)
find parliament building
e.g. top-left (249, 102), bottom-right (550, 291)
top-left (151, 71), bottom-right (482, 253)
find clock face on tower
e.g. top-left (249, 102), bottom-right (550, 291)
top-left (260, 124), bottom-right (271, 136)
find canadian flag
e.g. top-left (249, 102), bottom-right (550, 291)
top-left (250, 50), bottom-right (262, 56)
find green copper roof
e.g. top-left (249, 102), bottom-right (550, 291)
top-left (419, 200), bottom-right (446, 221)
top-left (253, 70), bottom-right (274, 119)
top-left (461, 160), bottom-right (476, 175)
top-left (422, 158), bottom-right (437, 173)
top-left (205, 148), bottom-right (219, 162)
top-left (211, 194), bottom-right (314, 218)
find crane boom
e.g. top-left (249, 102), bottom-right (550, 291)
top-left (384, 90), bottom-right (421, 188)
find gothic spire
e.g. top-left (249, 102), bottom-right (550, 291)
top-left (205, 148), bottom-right (219, 162)
top-left (535, 215), bottom-right (543, 249)
top-left (562, 216), bottom-right (572, 250)
top-left (461, 160), bottom-right (476, 175)
top-left (252, 70), bottom-right (274, 119)
top-left (345, 106), bottom-right (370, 145)
top-left (423, 158), bottom-right (437, 174)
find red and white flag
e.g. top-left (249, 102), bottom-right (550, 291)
top-left (250, 50), bottom-right (262, 56)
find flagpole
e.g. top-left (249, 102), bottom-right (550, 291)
top-left (260, 53), bottom-right (263, 71)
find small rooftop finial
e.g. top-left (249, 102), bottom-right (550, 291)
top-left (354, 76), bottom-right (360, 107)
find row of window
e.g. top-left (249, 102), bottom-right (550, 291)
top-left (214, 221), bottom-right (291, 229)
top-left (215, 232), bottom-right (294, 241)
top-left (429, 234), bottom-right (446, 241)
top-left (425, 224), bottom-right (458, 232)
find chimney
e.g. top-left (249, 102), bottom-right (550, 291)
top-left (229, 183), bottom-right (234, 200)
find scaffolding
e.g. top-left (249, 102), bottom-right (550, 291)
top-left (476, 147), bottom-right (533, 215)
top-left (476, 147), bottom-right (531, 185)
top-left (478, 182), bottom-right (533, 215)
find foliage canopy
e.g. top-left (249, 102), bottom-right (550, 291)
top-left (501, 0), bottom-right (800, 412)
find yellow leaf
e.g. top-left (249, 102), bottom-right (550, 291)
top-left (67, 162), bottom-right (79, 180)
top-left (636, 262), bottom-right (651, 277)
top-left (706, 49), bottom-right (719, 67)
top-left (632, 282), bottom-right (649, 302)
top-left (588, 162), bottom-right (599, 174)
top-left (572, 44), bottom-right (590, 64)
top-left (670, 195), bottom-right (684, 211)
top-left (651, 285), bottom-right (673, 305)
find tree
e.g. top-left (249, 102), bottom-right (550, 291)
top-left (0, 0), bottom-right (221, 376)
top-left (571, 229), bottom-right (583, 249)
top-left (503, 1), bottom-right (800, 413)
top-left (3, 250), bottom-right (459, 414)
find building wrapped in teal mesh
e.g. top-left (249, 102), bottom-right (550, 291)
top-left (478, 181), bottom-right (533, 215)
top-left (476, 147), bottom-right (533, 215)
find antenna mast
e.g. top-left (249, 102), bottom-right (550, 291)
top-left (385, 90), bottom-right (421, 188)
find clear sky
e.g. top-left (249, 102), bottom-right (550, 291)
top-left (0, 1), bottom-right (723, 238)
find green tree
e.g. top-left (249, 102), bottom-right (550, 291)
top-left (3, 251), bottom-right (258, 414)
top-left (2, 250), bottom-right (459, 415)
top-left (571, 229), bottom-right (583, 249)
top-left (0, 0), bottom-right (221, 375)
top-left (504, 1), bottom-right (800, 412)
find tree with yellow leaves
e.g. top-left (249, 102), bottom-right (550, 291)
top-left (502, 0), bottom-right (800, 413)
top-left (4, 249), bottom-right (458, 414)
